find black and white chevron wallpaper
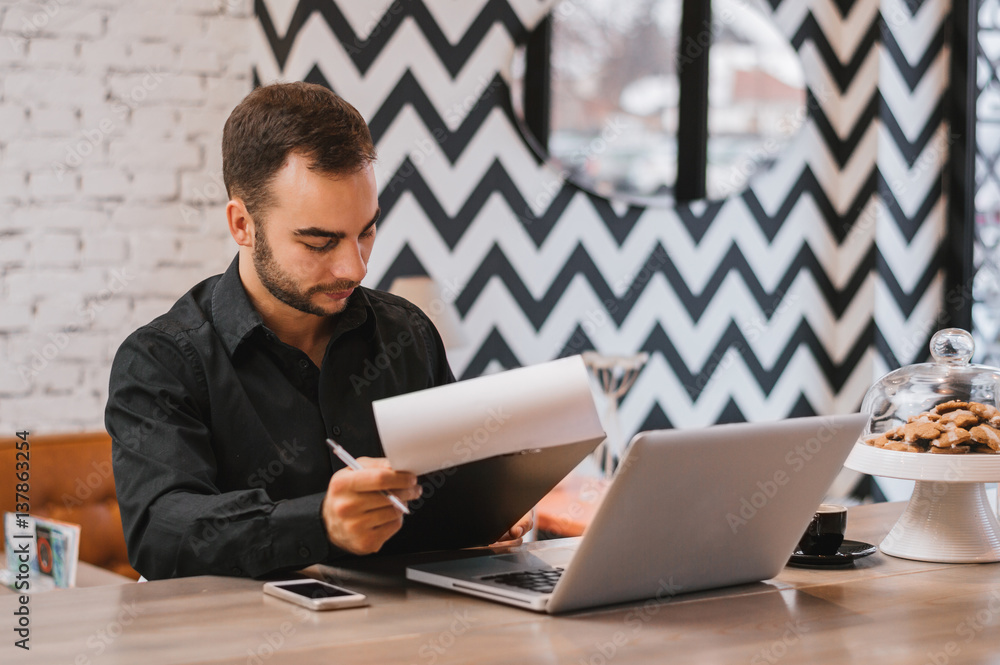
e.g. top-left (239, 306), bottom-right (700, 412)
top-left (251, 0), bottom-right (951, 439)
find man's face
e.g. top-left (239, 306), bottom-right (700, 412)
top-left (249, 152), bottom-right (379, 317)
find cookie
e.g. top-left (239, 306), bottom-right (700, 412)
top-left (929, 445), bottom-right (970, 454)
top-left (885, 426), bottom-right (904, 441)
top-left (970, 424), bottom-right (1000, 452)
top-left (934, 427), bottom-right (972, 447)
top-left (969, 402), bottom-right (1000, 422)
top-left (901, 422), bottom-right (944, 443)
top-left (865, 435), bottom-right (890, 448)
top-left (934, 400), bottom-right (969, 414)
top-left (970, 444), bottom-right (999, 454)
top-left (939, 410), bottom-right (980, 429)
top-left (885, 441), bottom-right (925, 453)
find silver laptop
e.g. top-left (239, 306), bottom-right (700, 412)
top-left (406, 413), bottom-right (869, 614)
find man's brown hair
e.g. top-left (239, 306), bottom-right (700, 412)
top-left (222, 81), bottom-right (377, 221)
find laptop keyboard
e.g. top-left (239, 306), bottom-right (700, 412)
top-left (480, 567), bottom-right (564, 594)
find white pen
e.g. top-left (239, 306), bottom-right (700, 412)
top-left (326, 438), bottom-right (412, 515)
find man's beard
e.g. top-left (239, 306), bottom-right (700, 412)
top-left (252, 226), bottom-right (359, 317)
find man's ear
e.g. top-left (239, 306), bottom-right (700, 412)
top-left (227, 198), bottom-right (255, 248)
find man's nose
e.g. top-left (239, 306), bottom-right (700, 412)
top-left (331, 242), bottom-right (367, 284)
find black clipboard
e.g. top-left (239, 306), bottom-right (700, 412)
top-left (377, 436), bottom-right (604, 555)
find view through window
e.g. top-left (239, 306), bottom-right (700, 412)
top-left (511, 0), bottom-right (806, 204)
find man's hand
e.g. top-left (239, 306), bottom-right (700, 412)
top-left (491, 510), bottom-right (535, 548)
top-left (322, 457), bottom-right (421, 555)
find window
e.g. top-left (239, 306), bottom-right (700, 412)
top-left (512, 0), bottom-right (805, 204)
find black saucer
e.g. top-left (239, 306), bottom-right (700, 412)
top-left (787, 539), bottom-right (877, 568)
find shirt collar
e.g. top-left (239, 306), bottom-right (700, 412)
top-left (211, 254), bottom-right (377, 357)
top-left (212, 254), bottom-right (263, 357)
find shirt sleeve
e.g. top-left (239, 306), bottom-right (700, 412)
top-left (106, 325), bottom-right (335, 580)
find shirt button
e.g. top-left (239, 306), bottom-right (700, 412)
top-left (332, 426), bottom-right (342, 436)
top-left (231, 567), bottom-right (243, 576)
top-left (299, 359), bottom-right (310, 369)
top-left (298, 547), bottom-right (311, 559)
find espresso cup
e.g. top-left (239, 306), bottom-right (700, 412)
top-left (796, 503), bottom-right (847, 556)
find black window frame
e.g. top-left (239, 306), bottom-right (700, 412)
top-left (947, 0), bottom-right (976, 331)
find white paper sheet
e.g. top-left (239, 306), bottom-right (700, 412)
top-left (373, 355), bottom-right (605, 475)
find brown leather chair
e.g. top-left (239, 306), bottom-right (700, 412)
top-left (0, 431), bottom-right (139, 580)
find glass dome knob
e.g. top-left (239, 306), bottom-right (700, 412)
top-left (929, 328), bottom-right (975, 366)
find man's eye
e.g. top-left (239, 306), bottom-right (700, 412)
top-left (361, 225), bottom-right (376, 239)
top-left (305, 241), bottom-right (333, 252)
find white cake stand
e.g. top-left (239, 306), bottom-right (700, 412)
top-left (845, 442), bottom-right (1000, 562)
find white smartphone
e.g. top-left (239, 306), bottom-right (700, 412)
top-left (262, 579), bottom-right (369, 611)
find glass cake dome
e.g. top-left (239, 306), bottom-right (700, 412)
top-left (861, 328), bottom-right (1000, 439)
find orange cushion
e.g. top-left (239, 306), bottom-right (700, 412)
top-left (0, 432), bottom-right (139, 580)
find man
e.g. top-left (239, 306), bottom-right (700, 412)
top-left (106, 82), bottom-right (528, 580)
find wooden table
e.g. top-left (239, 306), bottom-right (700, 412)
top-left (2, 502), bottom-right (1000, 664)
top-left (0, 559), bottom-right (134, 592)
top-left (71, 562), bottom-right (135, 588)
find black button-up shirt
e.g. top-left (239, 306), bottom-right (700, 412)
top-left (106, 255), bottom-right (454, 580)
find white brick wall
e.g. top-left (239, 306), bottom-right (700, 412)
top-left (0, 0), bottom-right (253, 433)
